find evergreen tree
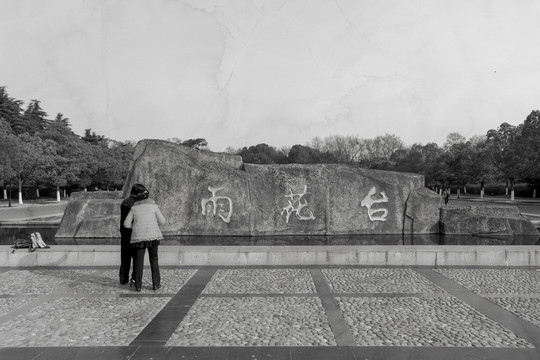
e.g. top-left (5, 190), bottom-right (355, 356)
top-left (19, 99), bottom-right (49, 135)
top-left (0, 86), bottom-right (23, 132)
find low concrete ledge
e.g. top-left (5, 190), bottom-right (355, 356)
top-left (0, 203), bottom-right (67, 221)
top-left (1, 245), bottom-right (539, 267)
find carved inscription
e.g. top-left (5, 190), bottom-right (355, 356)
top-left (281, 185), bottom-right (315, 223)
top-left (201, 187), bottom-right (233, 223)
top-left (361, 186), bottom-right (389, 221)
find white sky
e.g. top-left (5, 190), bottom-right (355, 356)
top-left (1, 0), bottom-right (540, 151)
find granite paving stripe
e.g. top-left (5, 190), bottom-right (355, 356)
top-left (310, 268), bottom-right (356, 347)
top-left (416, 268), bottom-right (540, 348)
top-left (130, 266), bottom-right (216, 346)
top-left (129, 345), bottom-right (171, 360)
top-left (204, 346), bottom-right (292, 360)
top-left (2, 346), bottom-right (540, 360)
top-left (0, 346), bottom-right (82, 360)
top-left (164, 347), bottom-right (237, 360)
top-left (290, 346), bottom-right (355, 360)
top-left (72, 346), bottom-right (138, 360)
top-left (350, 347), bottom-right (540, 360)
top-left (331, 292), bottom-right (451, 298)
top-left (200, 293), bottom-right (319, 297)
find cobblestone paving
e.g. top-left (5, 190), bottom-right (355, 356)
top-left (0, 298), bottom-right (35, 314)
top-left (68, 269), bottom-right (197, 294)
top-left (322, 268), bottom-right (445, 294)
top-left (435, 269), bottom-right (540, 295)
top-left (0, 269), bottom-right (94, 295)
top-left (0, 266), bottom-right (538, 350)
top-left (167, 297), bottom-right (335, 346)
top-left (0, 297), bottom-right (170, 347)
top-left (0, 268), bottom-right (198, 347)
top-left (336, 296), bottom-right (533, 347)
top-left (202, 269), bottom-right (316, 294)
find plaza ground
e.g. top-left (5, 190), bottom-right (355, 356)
top-left (0, 265), bottom-right (539, 360)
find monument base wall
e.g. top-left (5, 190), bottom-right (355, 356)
top-left (2, 245), bottom-right (539, 267)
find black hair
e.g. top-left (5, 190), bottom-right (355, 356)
top-left (130, 183), bottom-right (149, 200)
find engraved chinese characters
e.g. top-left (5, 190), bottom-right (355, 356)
top-left (281, 185), bottom-right (316, 223)
top-left (360, 186), bottom-right (389, 222)
top-left (201, 184), bottom-right (390, 224)
top-left (201, 187), bottom-right (233, 223)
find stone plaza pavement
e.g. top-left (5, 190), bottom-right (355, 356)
top-left (0, 265), bottom-right (539, 360)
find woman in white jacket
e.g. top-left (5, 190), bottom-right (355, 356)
top-left (123, 185), bottom-right (165, 291)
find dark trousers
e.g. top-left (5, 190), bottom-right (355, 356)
top-left (119, 231), bottom-right (133, 284)
top-left (132, 245), bottom-right (160, 289)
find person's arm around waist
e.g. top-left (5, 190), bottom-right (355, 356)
top-left (124, 209), bottom-right (134, 229)
top-left (155, 206), bottom-right (166, 226)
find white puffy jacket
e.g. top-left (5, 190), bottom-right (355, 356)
top-left (123, 199), bottom-right (166, 243)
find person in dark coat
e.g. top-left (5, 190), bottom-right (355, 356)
top-left (119, 184), bottom-right (147, 285)
top-left (443, 189), bottom-right (450, 205)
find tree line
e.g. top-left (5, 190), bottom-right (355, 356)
top-left (228, 112), bottom-right (540, 200)
top-left (0, 87), bottom-right (135, 205)
top-left (2, 85), bottom-right (539, 205)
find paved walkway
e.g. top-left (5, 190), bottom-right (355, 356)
top-left (0, 265), bottom-right (539, 359)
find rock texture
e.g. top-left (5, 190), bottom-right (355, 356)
top-left (57, 140), bottom-right (538, 238)
top-left (56, 140), bottom-right (538, 238)
top-left (55, 191), bottom-right (123, 238)
top-left (243, 163), bottom-right (428, 235)
top-left (122, 140), bottom-right (251, 236)
top-left (404, 187), bottom-right (443, 234)
top-left (440, 204), bottom-right (539, 235)
top-left (117, 139), bottom-right (440, 236)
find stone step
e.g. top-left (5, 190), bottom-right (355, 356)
top-left (2, 245), bottom-right (539, 267)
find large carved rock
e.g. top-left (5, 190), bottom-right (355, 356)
top-left (114, 139), bottom-right (440, 236)
top-left (123, 139), bottom-right (252, 236)
top-left (56, 191), bottom-right (123, 238)
top-left (440, 204), bottom-right (539, 235)
top-left (57, 140), bottom-right (540, 238)
top-left (404, 187), bottom-right (443, 234)
top-left (244, 163), bottom-right (428, 235)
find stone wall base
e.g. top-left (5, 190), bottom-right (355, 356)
top-left (2, 245), bottom-right (539, 267)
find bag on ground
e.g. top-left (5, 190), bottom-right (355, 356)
top-left (30, 232), bottom-right (50, 249)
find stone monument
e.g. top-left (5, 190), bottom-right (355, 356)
top-left (56, 139), bottom-right (538, 238)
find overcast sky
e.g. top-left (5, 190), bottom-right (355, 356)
top-left (1, 0), bottom-right (540, 151)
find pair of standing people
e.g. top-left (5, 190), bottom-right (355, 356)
top-left (119, 184), bottom-right (165, 292)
